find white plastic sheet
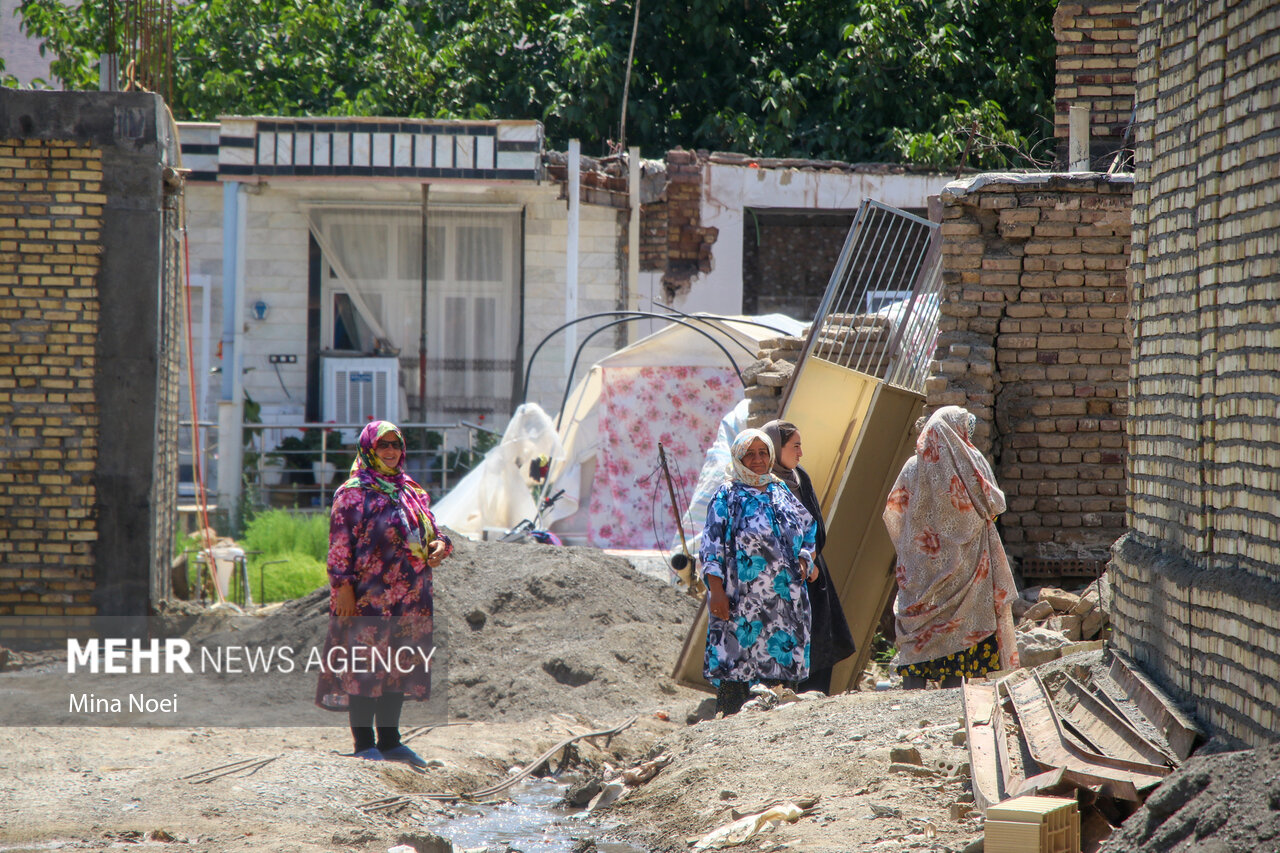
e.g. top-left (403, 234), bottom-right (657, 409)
top-left (672, 398), bottom-right (748, 559)
top-left (433, 403), bottom-right (568, 539)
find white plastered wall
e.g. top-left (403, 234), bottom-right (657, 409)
top-left (672, 163), bottom-right (954, 315)
top-left (179, 179), bottom-right (625, 430)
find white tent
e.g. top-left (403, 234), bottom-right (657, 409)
top-left (435, 313), bottom-right (805, 545)
top-left (544, 313), bottom-right (805, 548)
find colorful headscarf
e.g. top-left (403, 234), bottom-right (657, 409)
top-left (883, 406), bottom-right (1019, 670)
top-left (760, 419), bottom-right (802, 491)
top-left (338, 421), bottom-right (437, 561)
top-left (729, 429), bottom-right (780, 488)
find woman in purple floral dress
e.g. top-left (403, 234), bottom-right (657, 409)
top-left (315, 420), bottom-right (451, 766)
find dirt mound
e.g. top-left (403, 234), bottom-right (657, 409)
top-left (182, 532), bottom-right (703, 724)
top-left (1099, 740), bottom-right (1280, 853)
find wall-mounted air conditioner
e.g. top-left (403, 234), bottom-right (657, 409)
top-left (322, 356), bottom-right (399, 443)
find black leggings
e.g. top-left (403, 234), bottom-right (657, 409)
top-left (348, 692), bottom-right (404, 753)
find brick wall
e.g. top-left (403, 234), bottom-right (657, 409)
top-left (0, 90), bottom-right (180, 645)
top-left (646, 149), bottom-right (716, 300)
top-left (930, 174), bottom-right (1132, 565)
top-left (1113, 0), bottom-right (1280, 747)
top-left (1053, 2), bottom-right (1139, 166)
top-left (0, 138), bottom-right (103, 640)
top-left (742, 211), bottom-right (855, 320)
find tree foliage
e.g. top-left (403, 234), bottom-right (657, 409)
top-left (12, 0), bottom-right (1057, 168)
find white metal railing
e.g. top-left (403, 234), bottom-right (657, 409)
top-left (798, 199), bottom-right (943, 393)
top-left (178, 419), bottom-right (499, 513)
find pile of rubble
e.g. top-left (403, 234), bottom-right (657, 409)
top-left (1013, 578), bottom-right (1110, 667)
top-left (743, 334), bottom-right (804, 427)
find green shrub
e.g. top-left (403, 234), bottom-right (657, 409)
top-left (178, 510), bottom-right (331, 604)
top-left (247, 552), bottom-right (328, 603)
top-left (242, 509), bottom-right (329, 560)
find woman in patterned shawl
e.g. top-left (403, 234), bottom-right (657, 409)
top-left (316, 420), bottom-right (452, 766)
top-left (700, 429), bottom-right (819, 716)
top-left (883, 406), bottom-right (1019, 689)
top-left (761, 419), bottom-right (856, 696)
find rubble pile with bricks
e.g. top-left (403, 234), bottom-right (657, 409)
top-left (1012, 579), bottom-right (1110, 668)
top-left (0, 138), bottom-right (103, 641)
top-left (930, 173), bottom-right (1133, 566)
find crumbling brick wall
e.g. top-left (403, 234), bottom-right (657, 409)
top-left (638, 149), bottom-right (717, 301)
top-left (1112, 0), bottom-right (1280, 747)
top-left (0, 90), bottom-right (182, 646)
top-left (931, 174), bottom-right (1132, 566)
top-left (1053, 2), bottom-right (1139, 166)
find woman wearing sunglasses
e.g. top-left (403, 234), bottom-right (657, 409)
top-left (315, 420), bottom-right (451, 766)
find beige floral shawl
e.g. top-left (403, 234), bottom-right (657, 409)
top-left (883, 406), bottom-right (1020, 670)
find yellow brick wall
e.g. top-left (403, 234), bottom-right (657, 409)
top-left (931, 175), bottom-right (1133, 565)
top-left (1115, 0), bottom-right (1280, 747)
top-left (0, 138), bottom-right (102, 640)
top-left (1053, 2), bottom-right (1139, 165)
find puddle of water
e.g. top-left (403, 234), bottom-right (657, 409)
top-left (432, 779), bottom-right (646, 853)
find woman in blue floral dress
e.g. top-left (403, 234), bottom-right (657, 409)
top-left (316, 420), bottom-right (451, 766)
top-left (700, 429), bottom-right (818, 715)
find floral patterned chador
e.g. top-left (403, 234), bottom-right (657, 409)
top-left (883, 406), bottom-right (1019, 679)
top-left (315, 422), bottom-right (452, 711)
top-left (700, 470), bottom-right (818, 684)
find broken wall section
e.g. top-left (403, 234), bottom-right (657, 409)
top-left (0, 90), bottom-right (182, 645)
top-left (1114, 0), bottom-right (1280, 747)
top-left (930, 174), bottom-right (1132, 566)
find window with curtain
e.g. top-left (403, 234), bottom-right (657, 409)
top-left (308, 206), bottom-right (521, 422)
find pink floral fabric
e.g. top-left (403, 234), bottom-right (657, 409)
top-left (588, 365), bottom-right (739, 549)
top-left (883, 406), bottom-right (1020, 670)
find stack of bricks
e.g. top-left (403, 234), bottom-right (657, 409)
top-left (743, 334), bottom-right (805, 428)
top-left (931, 174), bottom-right (1132, 564)
top-left (1111, 0), bottom-right (1280, 748)
top-left (0, 138), bottom-right (103, 643)
top-left (1053, 2), bottom-right (1139, 166)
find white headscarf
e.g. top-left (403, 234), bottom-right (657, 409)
top-left (729, 429), bottom-right (779, 489)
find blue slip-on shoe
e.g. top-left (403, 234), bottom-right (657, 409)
top-left (353, 747), bottom-right (384, 761)
top-left (379, 744), bottom-right (429, 768)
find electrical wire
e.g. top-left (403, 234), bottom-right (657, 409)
top-left (171, 107), bottom-right (221, 602)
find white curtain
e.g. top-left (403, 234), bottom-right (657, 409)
top-left (303, 205), bottom-right (522, 421)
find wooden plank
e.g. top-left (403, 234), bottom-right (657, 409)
top-left (1109, 651), bottom-right (1205, 761)
top-left (671, 600), bottom-right (713, 693)
top-left (1004, 671), bottom-right (1167, 802)
top-left (963, 680), bottom-right (1001, 813)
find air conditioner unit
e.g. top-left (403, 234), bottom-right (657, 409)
top-left (322, 356), bottom-right (399, 443)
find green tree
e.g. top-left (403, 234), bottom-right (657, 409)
top-left (13, 0), bottom-right (1058, 169)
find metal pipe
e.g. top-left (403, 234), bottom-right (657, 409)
top-left (521, 309), bottom-right (754, 403)
top-left (553, 314), bottom-right (746, 431)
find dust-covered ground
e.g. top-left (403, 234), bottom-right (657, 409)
top-left (3, 536), bottom-right (1276, 853)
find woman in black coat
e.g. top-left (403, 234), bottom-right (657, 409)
top-left (761, 420), bottom-right (856, 694)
